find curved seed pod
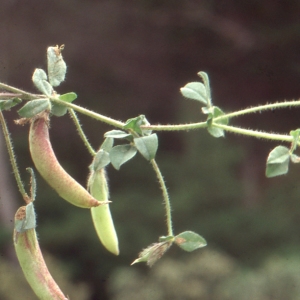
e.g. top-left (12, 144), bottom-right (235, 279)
top-left (29, 114), bottom-right (105, 208)
top-left (88, 168), bottom-right (119, 255)
top-left (14, 206), bottom-right (68, 300)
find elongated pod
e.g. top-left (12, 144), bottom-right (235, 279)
top-left (29, 114), bottom-right (104, 208)
top-left (88, 168), bottom-right (119, 255)
top-left (14, 206), bottom-right (68, 300)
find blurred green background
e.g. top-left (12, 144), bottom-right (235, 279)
top-left (1, 1), bottom-right (300, 299)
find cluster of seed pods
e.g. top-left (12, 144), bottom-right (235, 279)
top-left (14, 45), bottom-right (119, 298)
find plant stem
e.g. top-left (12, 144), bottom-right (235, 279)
top-left (0, 82), bottom-right (41, 100)
top-left (68, 108), bottom-right (96, 156)
top-left (0, 93), bottom-right (22, 98)
top-left (0, 111), bottom-right (29, 202)
top-left (150, 159), bottom-right (173, 237)
top-left (50, 97), bottom-right (125, 129)
top-left (142, 121), bottom-right (208, 131)
top-left (213, 123), bottom-right (294, 142)
top-left (214, 99), bottom-right (300, 122)
top-left (26, 167), bottom-right (36, 202)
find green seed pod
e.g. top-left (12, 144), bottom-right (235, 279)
top-left (88, 168), bottom-right (119, 255)
top-left (29, 114), bottom-right (105, 208)
top-left (14, 205), bottom-right (68, 300)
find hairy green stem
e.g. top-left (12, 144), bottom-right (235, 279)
top-left (68, 108), bottom-right (96, 156)
top-left (26, 168), bottom-right (36, 202)
top-left (213, 123), bottom-right (294, 142)
top-left (0, 82), bottom-right (41, 100)
top-left (150, 159), bottom-right (173, 237)
top-left (50, 97), bottom-right (125, 129)
top-left (142, 121), bottom-right (208, 131)
top-left (0, 93), bottom-right (22, 98)
top-left (0, 111), bottom-right (28, 200)
top-left (214, 99), bottom-right (300, 122)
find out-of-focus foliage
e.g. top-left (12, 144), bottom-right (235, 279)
top-left (0, 253), bottom-right (91, 300)
top-left (108, 248), bottom-right (300, 300)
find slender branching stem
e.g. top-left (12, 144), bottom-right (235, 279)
top-left (0, 93), bottom-right (22, 98)
top-left (50, 97), bottom-right (125, 129)
top-left (26, 167), bottom-right (36, 202)
top-left (142, 121), bottom-right (208, 131)
top-left (68, 108), bottom-right (96, 156)
top-left (0, 111), bottom-right (29, 201)
top-left (150, 159), bottom-right (173, 237)
top-left (0, 82), bottom-right (42, 100)
top-left (213, 123), bottom-right (295, 143)
top-left (214, 99), bottom-right (300, 122)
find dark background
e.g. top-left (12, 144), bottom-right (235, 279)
top-left (1, 1), bottom-right (300, 299)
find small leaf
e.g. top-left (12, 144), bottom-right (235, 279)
top-left (47, 45), bottom-right (67, 87)
top-left (266, 162), bottom-right (290, 178)
top-left (0, 98), bottom-right (22, 111)
top-left (51, 102), bottom-right (68, 117)
top-left (15, 203), bottom-right (36, 233)
top-left (180, 82), bottom-right (207, 105)
top-left (18, 99), bottom-right (51, 118)
top-left (206, 106), bottom-right (228, 138)
top-left (32, 68), bottom-right (53, 96)
top-left (124, 115), bottom-right (152, 136)
top-left (59, 92), bottom-right (77, 103)
top-left (174, 231), bottom-right (207, 252)
top-left (134, 133), bottom-right (158, 160)
top-left (100, 137), bottom-right (114, 153)
top-left (267, 146), bottom-right (290, 164)
top-left (266, 146), bottom-right (290, 177)
top-left (91, 149), bottom-right (110, 171)
top-left (207, 126), bottom-right (225, 138)
top-left (131, 241), bottom-right (172, 267)
top-left (104, 130), bottom-right (132, 139)
top-left (109, 145), bottom-right (137, 170)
